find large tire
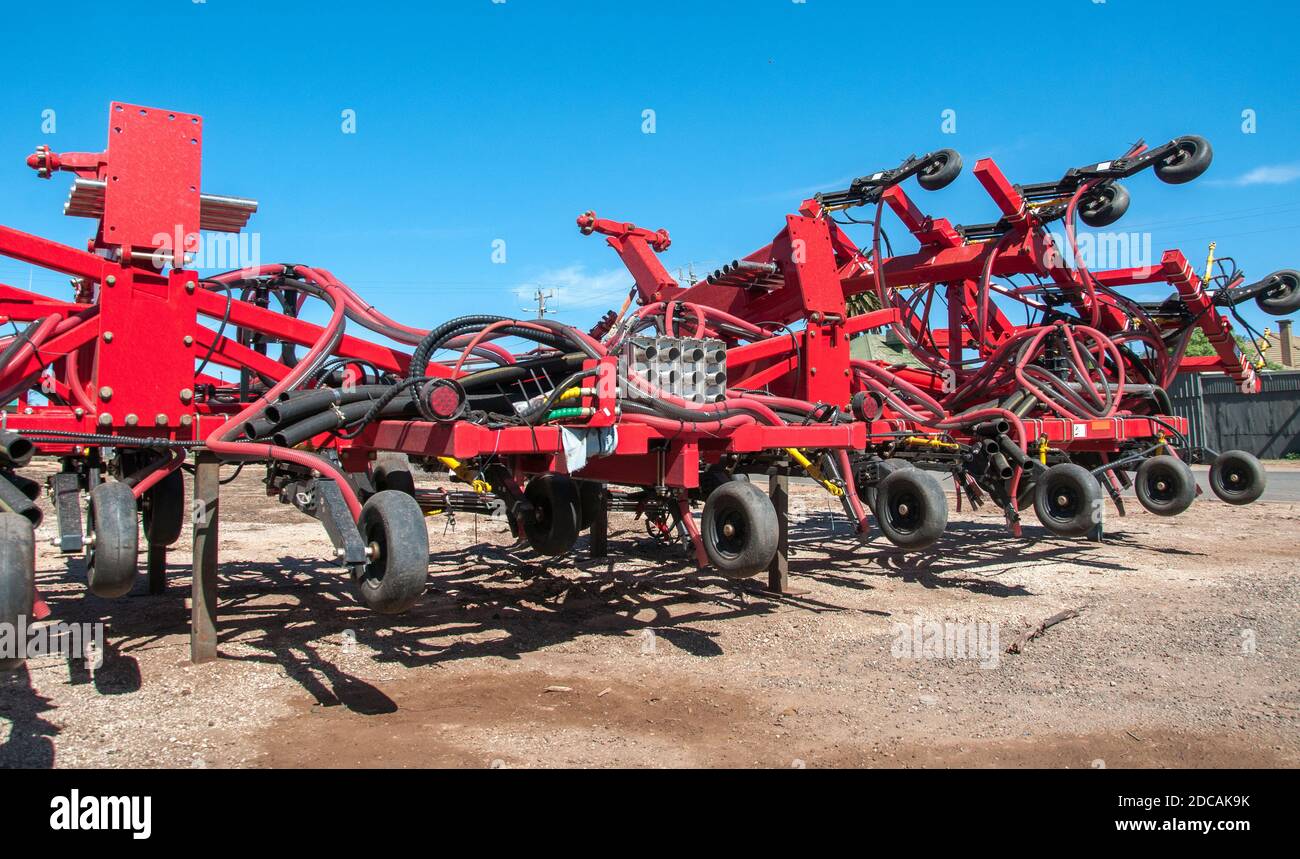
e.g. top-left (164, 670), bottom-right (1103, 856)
top-left (701, 480), bottom-right (778, 579)
top-left (142, 469), bottom-right (185, 547)
top-left (86, 482), bottom-right (139, 599)
top-left (699, 466), bottom-right (744, 501)
top-left (1255, 269), bottom-right (1300, 316)
top-left (1078, 182), bottom-right (1130, 228)
top-left (1154, 135), bottom-right (1212, 185)
top-left (917, 149), bottom-right (962, 191)
top-left (1134, 454), bottom-right (1196, 516)
top-left (1033, 463), bottom-right (1102, 538)
top-left (522, 474), bottom-right (581, 556)
top-left (0, 513), bottom-right (36, 671)
top-left (875, 468), bottom-right (948, 550)
top-left (1209, 450), bottom-right (1266, 506)
top-left (355, 490), bottom-right (429, 614)
top-left (858, 458), bottom-right (914, 509)
top-left (372, 453), bottom-right (417, 497)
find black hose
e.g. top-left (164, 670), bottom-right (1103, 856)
top-left (0, 473), bottom-right (42, 525)
top-left (458, 352), bottom-right (588, 393)
top-left (0, 318), bottom-right (40, 371)
top-left (12, 430), bottom-right (204, 448)
top-left (265, 385), bottom-right (396, 426)
top-left (273, 397), bottom-right (417, 447)
top-left (0, 430), bottom-right (35, 468)
top-left (407, 315), bottom-right (572, 380)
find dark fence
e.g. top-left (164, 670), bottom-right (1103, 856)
top-left (1168, 370), bottom-right (1300, 459)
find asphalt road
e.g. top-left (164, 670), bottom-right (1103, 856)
top-left (1190, 464), bottom-right (1300, 503)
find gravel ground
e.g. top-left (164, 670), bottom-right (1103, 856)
top-left (2, 461), bottom-right (1297, 769)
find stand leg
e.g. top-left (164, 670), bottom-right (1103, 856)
top-left (147, 543), bottom-right (167, 594)
top-left (591, 484), bottom-right (608, 558)
top-left (191, 453), bottom-right (220, 664)
top-left (766, 470), bottom-right (793, 594)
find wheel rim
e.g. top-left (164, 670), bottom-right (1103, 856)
top-left (886, 490), bottom-right (923, 533)
top-left (1144, 468), bottom-right (1177, 503)
top-left (1267, 279), bottom-right (1296, 304)
top-left (362, 518), bottom-right (389, 586)
top-left (1084, 186), bottom-right (1114, 216)
top-left (1046, 482), bottom-right (1080, 521)
top-left (713, 508), bottom-right (748, 560)
top-left (85, 498), bottom-right (98, 572)
top-left (1221, 463), bottom-right (1248, 495)
top-left (1165, 141), bottom-right (1195, 168)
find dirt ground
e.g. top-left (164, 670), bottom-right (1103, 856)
top-left (2, 461), bottom-right (1297, 769)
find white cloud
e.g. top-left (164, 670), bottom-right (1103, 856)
top-left (1211, 163), bottom-right (1300, 187)
top-left (514, 264), bottom-right (631, 310)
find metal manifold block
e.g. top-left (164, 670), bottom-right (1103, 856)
top-left (620, 336), bottom-right (728, 405)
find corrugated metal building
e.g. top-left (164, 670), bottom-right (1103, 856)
top-left (1168, 370), bottom-right (1300, 459)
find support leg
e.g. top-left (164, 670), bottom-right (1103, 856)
top-left (764, 469), bottom-right (805, 595)
top-left (147, 543), bottom-right (167, 594)
top-left (191, 453), bottom-right (220, 664)
top-left (590, 484), bottom-right (608, 558)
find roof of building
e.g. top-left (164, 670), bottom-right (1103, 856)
top-left (1257, 321), bottom-right (1298, 369)
top-left (849, 330), bottom-right (928, 368)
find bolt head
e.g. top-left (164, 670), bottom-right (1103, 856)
top-left (98, 386), bottom-right (113, 402)
top-left (125, 414), bottom-right (139, 426)
top-left (179, 388), bottom-right (194, 404)
top-left (98, 413), bottom-right (113, 427)
top-left (155, 414), bottom-right (168, 426)
top-left (183, 335), bottom-right (194, 346)
top-left (105, 275), bottom-right (116, 286)
top-left (102, 331), bottom-right (113, 343)
top-left (180, 415), bottom-right (194, 427)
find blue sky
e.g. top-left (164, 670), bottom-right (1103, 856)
top-left (1, 0), bottom-right (1297, 340)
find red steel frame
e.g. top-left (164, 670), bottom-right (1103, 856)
top-left (0, 105), bottom-right (1262, 540)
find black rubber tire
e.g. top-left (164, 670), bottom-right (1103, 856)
top-left (1033, 463), bottom-right (1102, 538)
top-left (917, 149), bottom-right (962, 191)
top-left (372, 453), bottom-right (416, 497)
top-left (1078, 182), bottom-right (1130, 228)
top-left (1255, 269), bottom-right (1300, 316)
top-left (1134, 454), bottom-right (1196, 517)
top-left (698, 465), bottom-right (750, 501)
top-left (0, 513), bottom-right (36, 671)
top-left (858, 459), bottom-right (914, 509)
top-left (522, 474), bottom-right (581, 556)
top-left (577, 480), bottom-right (604, 531)
top-left (142, 469), bottom-right (185, 547)
top-left (701, 480), bottom-right (778, 579)
top-left (355, 490), bottom-right (430, 614)
top-left (86, 481), bottom-right (139, 599)
top-left (1154, 135), bottom-right (1213, 185)
top-left (1209, 450), bottom-right (1266, 506)
top-left (875, 468), bottom-right (948, 550)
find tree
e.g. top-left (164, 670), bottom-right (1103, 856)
top-left (1182, 328), bottom-right (1282, 371)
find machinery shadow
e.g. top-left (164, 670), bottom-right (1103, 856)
top-left (0, 667), bottom-right (59, 769)
top-left (21, 507), bottom-right (1182, 715)
top-left (56, 526), bottom-right (862, 711)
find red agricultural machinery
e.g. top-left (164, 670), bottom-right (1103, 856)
top-left (2, 103), bottom-right (1294, 667)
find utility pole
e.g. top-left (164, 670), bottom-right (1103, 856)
top-left (523, 287), bottom-right (556, 319)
